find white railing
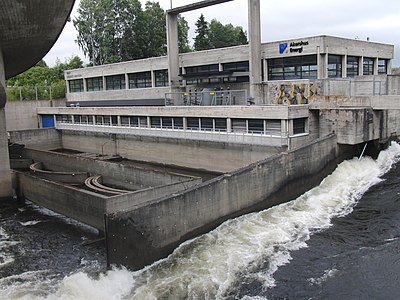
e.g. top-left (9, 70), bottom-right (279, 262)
top-left (56, 122), bottom-right (291, 147)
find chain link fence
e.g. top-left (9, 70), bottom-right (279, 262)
top-left (6, 84), bottom-right (66, 101)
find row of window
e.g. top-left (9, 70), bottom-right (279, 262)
top-left (268, 55), bottom-right (388, 80)
top-left (69, 61), bottom-right (252, 93)
top-left (69, 55), bottom-right (388, 93)
top-left (69, 70), bottom-right (169, 93)
top-left (56, 115), bottom-right (306, 135)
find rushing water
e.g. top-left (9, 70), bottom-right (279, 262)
top-left (1, 142), bottom-right (400, 299)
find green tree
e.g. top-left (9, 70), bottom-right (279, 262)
top-left (193, 14), bottom-right (211, 51)
top-left (193, 15), bottom-right (248, 51)
top-left (141, 1), bottom-right (166, 58)
top-left (74, 0), bottom-right (190, 64)
top-left (208, 19), bottom-right (248, 49)
top-left (5, 56), bottom-right (83, 100)
top-left (178, 15), bottom-right (191, 53)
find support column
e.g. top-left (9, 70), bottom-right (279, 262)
top-left (166, 12), bottom-right (180, 92)
top-left (342, 55), bottom-right (347, 78)
top-left (248, 0), bottom-right (262, 104)
top-left (359, 56), bottom-right (364, 76)
top-left (0, 48), bottom-right (13, 199)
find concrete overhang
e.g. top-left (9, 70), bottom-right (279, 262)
top-left (0, 0), bottom-right (75, 79)
top-left (167, 0), bottom-right (233, 14)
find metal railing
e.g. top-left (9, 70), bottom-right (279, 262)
top-left (6, 85), bottom-right (66, 101)
top-left (165, 89), bottom-right (248, 106)
top-left (56, 122), bottom-right (290, 147)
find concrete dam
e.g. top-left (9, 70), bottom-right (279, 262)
top-left (3, 0), bottom-right (400, 272)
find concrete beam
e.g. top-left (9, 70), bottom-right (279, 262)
top-left (166, 0), bottom-right (234, 92)
top-left (167, 0), bottom-right (233, 14)
top-left (248, 0), bottom-right (262, 103)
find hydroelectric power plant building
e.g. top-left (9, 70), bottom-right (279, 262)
top-left (6, 0), bottom-right (400, 270)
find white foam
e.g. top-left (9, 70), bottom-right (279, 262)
top-left (2, 142), bottom-right (400, 300)
top-left (0, 226), bottom-right (19, 268)
top-left (308, 268), bottom-right (339, 285)
top-left (18, 221), bottom-right (42, 226)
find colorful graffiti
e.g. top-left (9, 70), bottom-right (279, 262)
top-left (275, 83), bottom-right (318, 105)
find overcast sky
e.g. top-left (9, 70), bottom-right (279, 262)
top-left (44, 0), bottom-right (400, 67)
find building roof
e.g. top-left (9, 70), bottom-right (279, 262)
top-left (0, 0), bottom-right (75, 79)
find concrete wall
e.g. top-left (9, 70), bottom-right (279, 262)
top-left (319, 108), bottom-right (379, 144)
top-left (17, 172), bottom-right (108, 229)
top-left (9, 128), bottom-right (61, 149)
top-left (5, 99), bottom-right (66, 131)
top-left (21, 148), bottom-right (199, 190)
top-left (106, 134), bottom-right (340, 270)
top-left (387, 75), bottom-right (400, 95)
top-left (60, 130), bottom-right (285, 173)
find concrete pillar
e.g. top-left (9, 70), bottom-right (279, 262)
top-left (82, 77), bottom-right (87, 92)
top-left (248, 0), bottom-right (262, 103)
top-left (166, 13), bottom-right (180, 92)
top-left (125, 74), bottom-right (129, 90)
top-left (359, 56), bottom-right (364, 76)
top-left (103, 76), bottom-right (107, 91)
top-left (151, 70), bottom-right (156, 88)
top-left (342, 55), bottom-right (347, 78)
top-left (317, 46), bottom-right (327, 79)
top-left (374, 57), bottom-right (379, 75)
top-left (387, 59), bottom-right (392, 75)
top-left (227, 118), bottom-right (231, 133)
top-left (0, 48), bottom-right (13, 199)
top-left (263, 59), bottom-right (268, 81)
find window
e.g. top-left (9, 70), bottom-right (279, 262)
top-left (150, 117), bottom-right (161, 128)
top-left (162, 117), bottom-right (173, 129)
top-left (121, 116), bottom-right (130, 126)
top-left (223, 61), bottom-right (249, 72)
top-left (111, 116), bottom-right (118, 126)
top-left (86, 77), bottom-right (103, 91)
top-left (328, 55), bottom-right (342, 78)
top-left (248, 119), bottom-right (264, 134)
top-left (378, 59), bottom-right (387, 74)
top-left (173, 117), bottom-right (184, 129)
top-left (187, 117), bottom-right (200, 130)
top-left (200, 118), bottom-right (213, 131)
top-left (363, 57), bottom-right (374, 75)
top-left (347, 56), bottom-right (359, 78)
top-left (68, 79), bottom-right (84, 93)
top-left (231, 119), bottom-right (247, 133)
top-left (268, 55), bottom-right (317, 80)
top-left (139, 116), bottom-right (148, 127)
top-left (215, 118), bottom-right (227, 132)
top-left (293, 118), bottom-right (306, 135)
top-left (106, 75), bottom-right (125, 90)
top-left (155, 70), bottom-right (168, 87)
top-left (265, 120), bottom-right (281, 135)
top-left (185, 64), bottom-right (219, 75)
top-left (128, 72), bottom-right (151, 89)
top-left (56, 115), bottom-right (72, 123)
top-left (130, 117), bottom-right (139, 127)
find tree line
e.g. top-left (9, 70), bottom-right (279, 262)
top-left (74, 0), bottom-right (247, 65)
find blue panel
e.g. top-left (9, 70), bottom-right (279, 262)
top-left (41, 114), bottom-right (55, 128)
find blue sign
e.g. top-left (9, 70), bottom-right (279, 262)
top-left (279, 43), bottom-right (288, 54)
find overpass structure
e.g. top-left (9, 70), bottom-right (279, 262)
top-left (0, 0), bottom-right (75, 199)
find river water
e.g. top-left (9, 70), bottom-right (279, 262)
top-left (1, 142), bottom-right (400, 299)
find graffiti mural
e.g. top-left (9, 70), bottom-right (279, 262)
top-left (275, 82), bottom-right (319, 105)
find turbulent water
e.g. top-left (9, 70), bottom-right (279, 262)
top-left (2, 142), bottom-right (400, 299)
